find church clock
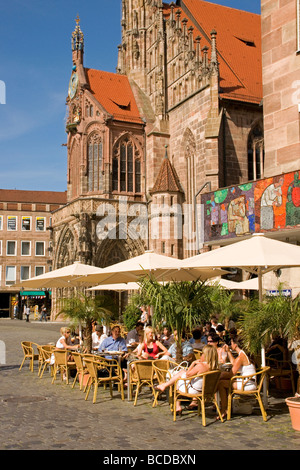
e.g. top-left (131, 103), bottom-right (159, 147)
top-left (68, 72), bottom-right (78, 100)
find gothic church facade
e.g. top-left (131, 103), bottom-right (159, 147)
top-left (51, 0), bottom-right (263, 275)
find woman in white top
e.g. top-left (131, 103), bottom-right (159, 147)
top-left (217, 335), bottom-right (256, 419)
top-left (55, 327), bottom-right (80, 350)
top-left (50, 327), bottom-right (80, 364)
top-left (155, 344), bottom-right (219, 415)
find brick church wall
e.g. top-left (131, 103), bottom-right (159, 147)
top-left (261, 0), bottom-right (300, 177)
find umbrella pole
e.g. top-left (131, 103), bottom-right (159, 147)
top-left (258, 268), bottom-right (268, 409)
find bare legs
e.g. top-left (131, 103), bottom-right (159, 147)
top-left (156, 369), bottom-right (186, 393)
top-left (156, 369), bottom-right (186, 412)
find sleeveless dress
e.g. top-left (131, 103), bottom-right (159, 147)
top-left (177, 362), bottom-right (208, 394)
top-left (235, 350), bottom-right (256, 390)
top-left (56, 336), bottom-right (66, 349)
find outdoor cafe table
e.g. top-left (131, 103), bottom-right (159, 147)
top-left (219, 363), bottom-right (233, 372)
top-left (93, 350), bottom-right (124, 364)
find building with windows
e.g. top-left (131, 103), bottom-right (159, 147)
top-left (51, 1), bottom-right (263, 291)
top-left (0, 189), bottom-right (66, 318)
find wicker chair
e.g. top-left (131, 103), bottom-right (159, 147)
top-left (51, 349), bottom-right (76, 385)
top-left (83, 357), bottom-right (124, 404)
top-left (152, 359), bottom-right (175, 408)
top-left (227, 366), bottom-right (270, 421)
top-left (71, 352), bottom-right (89, 390)
top-left (193, 349), bottom-right (203, 360)
top-left (36, 344), bottom-right (44, 376)
top-left (81, 354), bottom-right (105, 392)
top-left (173, 369), bottom-right (223, 426)
top-left (38, 345), bottom-right (54, 378)
top-left (130, 360), bottom-right (156, 406)
top-left (266, 357), bottom-right (295, 395)
top-left (19, 341), bottom-right (39, 372)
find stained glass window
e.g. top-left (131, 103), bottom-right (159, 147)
top-left (248, 125), bottom-right (264, 181)
top-left (112, 137), bottom-right (142, 193)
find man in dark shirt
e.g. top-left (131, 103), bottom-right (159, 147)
top-left (126, 321), bottom-right (144, 349)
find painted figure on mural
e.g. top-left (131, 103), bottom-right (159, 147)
top-left (227, 196), bottom-right (250, 236)
top-left (286, 171), bottom-right (300, 226)
top-left (260, 176), bottom-right (284, 230)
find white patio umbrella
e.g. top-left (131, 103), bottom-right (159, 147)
top-left (81, 250), bottom-right (225, 286)
top-left (206, 278), bottom-right (243, 289)
top-left (207, 278), bottom-right (259, 290)
top-left (88, 282), bottom-right (141, 291)
top-left (181, 233), bottom-right (300, 302)
top-left (236, 278), bottom-right (259, 290)
top-left (14, 261), bottom-right (105, 289)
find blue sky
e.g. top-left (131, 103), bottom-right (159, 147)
top-left (0, 0), bottom-right (261, 192)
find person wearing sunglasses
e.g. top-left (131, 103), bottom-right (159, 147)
top-left (207, 332), bottom-right (228, 364)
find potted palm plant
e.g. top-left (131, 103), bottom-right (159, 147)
top-left (138, 278), bottom-right (216, 363)
top-left (58, 292), bottom-right (118, 352)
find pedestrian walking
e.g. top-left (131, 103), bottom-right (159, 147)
top-left (13, 304), bottom-right (19, 319)
top-left (25, 305), bottom-right (30, 322)
top-left (39, 304), bottom-right (47, 322)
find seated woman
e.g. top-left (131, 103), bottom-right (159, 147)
top-left (136, 326), bottom-right (169, 360)
top-left (217, 335), bottom-right (256, 420)
top-left (207, 332), bottom-right (228, 364)
top-left (55, 327), bottom-right (81, 351)
top-left (155, 344), bottom-right (219, 415)
top-left (50, 327), bottom-right (80, 365)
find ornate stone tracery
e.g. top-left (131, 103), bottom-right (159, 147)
top-left (95, 222), bottom-right (146, 268)
top-left (55, 226), bottom-right (78, 269)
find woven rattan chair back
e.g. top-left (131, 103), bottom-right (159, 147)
top-left (193, 349), bottom-right (203, 360)
top-left (173, 369), bottom-right (223, 425)
top-left (152, 359), bottom-right (174, 408)
top-left (19, 341), bottom-right (37, 372)
top-left (51, 349), bottom-right (75, 385)
top-left (39, 345), bottom-right (54, 378)
top-left (227, 366), bottom-right (270, 421)
top-left (131, 360), bottom-right (155, 406)
top-left (83, 357), bottom-right (120, 404)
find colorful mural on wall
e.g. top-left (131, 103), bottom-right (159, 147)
top-left (202, 170), bottom-right (300, 243)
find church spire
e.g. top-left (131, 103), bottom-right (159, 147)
top-left (72, 15), bottom-right (84, 65)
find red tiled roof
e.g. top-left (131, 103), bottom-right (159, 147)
top-left (151, 155), bottom-right (183, 193)
top-left (0, 189), bottom-right (67, 205)
top-left (164, 0), bottom-right (262, 104)
top-left (85, 69), bottom-right (143, 124)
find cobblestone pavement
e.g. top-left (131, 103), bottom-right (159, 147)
top-left (1, 319), bottom-right (300, 453)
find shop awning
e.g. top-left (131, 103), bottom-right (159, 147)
top-left (20, 291), bottom-right (47, 297)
